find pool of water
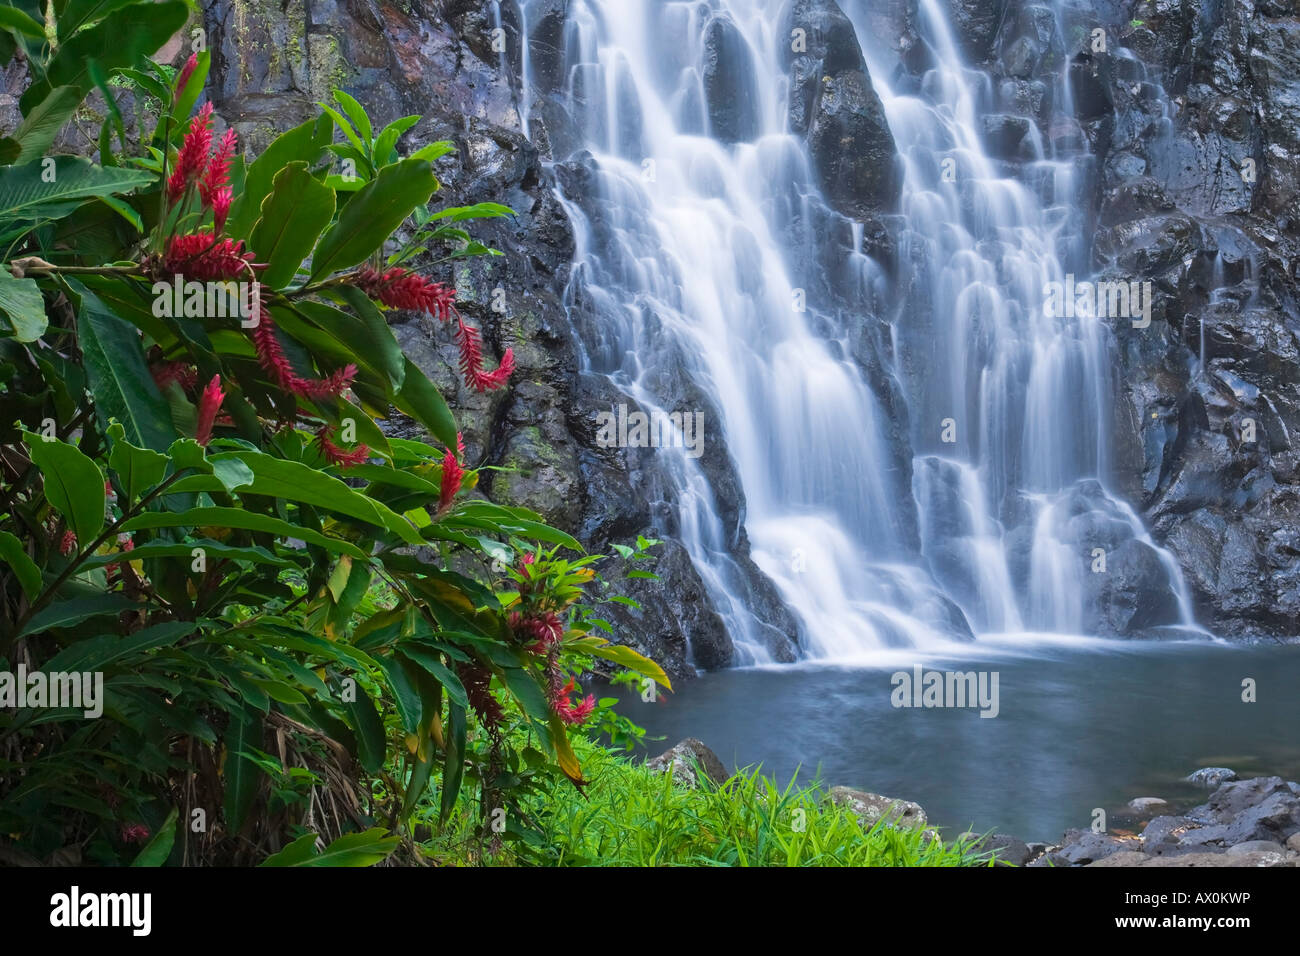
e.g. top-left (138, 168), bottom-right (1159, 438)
top-left (604, 637), bottom-right (1300, 842)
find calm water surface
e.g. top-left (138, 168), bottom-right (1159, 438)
top-left (606, 638), bottom-right (1300, 842)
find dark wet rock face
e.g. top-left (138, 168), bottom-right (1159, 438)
top-left (784, 0), bottom-right (902, 215)
top-left (1070, 0), bottom-right (1300, 638)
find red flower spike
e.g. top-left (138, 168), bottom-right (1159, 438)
top-left (195, 374), bottom-right (225, 446)
top-left (249, 306), bottom-right (357, 400)
top-left (120, 824), bottom-right (151, 845)
top-left (200, 128), bottom-right (237, 209)
top-left (458, 662), bottom-right (504, 732)
top-left (175, 53), bottom-right (198, 96)
top-left (59, 530), bottom-right (76, 556)
top-left (314, 425), bottom-right (370, 468)
top-left (151, 360), bottom-right (199, 392)
top-left (167, 102), bottom-right (214, 203)
top-left (354, 265), bottom-right (457, 320)
top-left (438, 431), bottom-right (464, 513)
top-left (510, 610), bottom-right (564, 655)
top-left (453, 313), bottom-right (514, 392)
top-left (211, 186), bottom-right (233, 235)
top-left (162, 232), bottom-right (255, 281)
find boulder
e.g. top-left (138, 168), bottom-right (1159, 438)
top-left (645, 738), bottom-right (729, 789)
top-left (826, 786), bottom-right (927, 829)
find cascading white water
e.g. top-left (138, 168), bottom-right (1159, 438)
top-left (518, 0), bottom-right (1201, 663)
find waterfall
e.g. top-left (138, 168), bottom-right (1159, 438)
top-left (518, 0), bottom-right (1202, 664)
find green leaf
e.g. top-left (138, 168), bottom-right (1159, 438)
top-left (260, 827), bottom-right (399, 867)
top-left (71, 280), bottom-right (177, 451)
top-left (0, 270), bottom-right (46, 341)
top-left (249, 161), bottom-right (336, 288)
top-left (223, 702), bottom-right (262, 833)
top-left (0, 157), bottom-right (152, 226)
top-left (373, 114), bottom-right (420, 163)
top-left (23, 430), bottom-right (104, 546)
top-left (0, 530), bottom-right (41, 599)
top-left (227, 113), bottom-right (334, 241)
top-left (129, 807), bottom-right (178, 867)
top-left (427, 202), bottom-right (515, 223)
top-left (107, 423), bottom-right (168, 503)
top-left (293, 294), bottom-right (404, 392)
top-left (0, 6), bottom-right (45, 40)
top-left (120, 507), bottom-right (370, 559)
top-left (21, 1), bottom-right (188, 114)
top-left (397, 645), bottom-right (467, 707)
top-left (5, 85), bottom-right (81, 165)
top-left (392, 357), bottom-right (458, 450)
top-left (332, 89), bottom-right (373, 142)
top-left (309, 158), bottom-right (439, 280)
top-left (376, 656), bottom-right (420, 735)
top-left (440, 701), bottom-right (467, 823)
top-left (343, 682), bottom-right (385, 774)
top-left (80, 539), bottom-right (291, 570)
top-left (56, 0), bottom-right (144, 42)
top-left (42, 621), bottom-right (194, 672)
top-left (18, 593), bottom-right (138, 638)
top-left (226, 452), bottom-right (421, 544)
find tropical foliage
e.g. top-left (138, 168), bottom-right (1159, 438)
top-left (0, 1), bottom-right (668, 866)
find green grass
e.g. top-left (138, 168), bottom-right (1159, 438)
top-left (423, 742), bottom-right (997, 867)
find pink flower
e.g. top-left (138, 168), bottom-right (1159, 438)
top-left (195, 375), bottom-right (225, 446)
top-left (151, 361), bottom-right (198, 392)
top-left (510, 610), bottom-right (564, 655)
top-left (120, 824), bottom-right (151, 845)
top-left (59, 530), bottom-right (76, 556)
top-left (553, 678), bottom-right (596, 726)
top-left (352, 266), bottom-right (513, 392)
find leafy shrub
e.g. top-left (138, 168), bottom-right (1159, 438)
top-left (0, 5), bottom-right (666, 866)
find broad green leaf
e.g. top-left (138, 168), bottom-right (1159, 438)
top-left (0, 157), bottom-right (153, 225)
top-left (343, 682), bottom-right (385, 774)
top-left (226, 113), bottom-right (334, 240)
top-left (23, 430), bottom-right (104, 546)
top-left (0, 270), bottom-right (46, 341)
top-left (373, 114), bottom-right (420, 163)
top-left (397, 645), bottom-right (467, 708)
top-left (4, 85), bottom-right (81, 165)
top-left (309, 158), bottom-right (439, 280)
top-left (440, 701), bottom-right (467, 822)
top-left (332, 90), bottom-right (372, 142)
top-left (223, 702), bottom-right (262, 833)
top-left (250, 161), bottom-right (336, 288)
top-left (56, 0), bottom-right (143, 41)
top-left (0, 6), bottom-right (44, 39)
top-left (121, 507), bottom-right (369, 559)
top-left (292, 294), bottom-right (404, 391)
top-left (260, 827), bottom-right (399, 867)
top-left (392, 357), bottom-right (458, 450)
top-left (80, 540), bottom-right (292, 570)
top-left (20, 1), bottom-right (189, 113)
top-left (376, 656), bottom-right (420, 735)
top-left (226, 452), bottom-right (421, 544)
top-left (18, 593), bottom-right (138, 638)
top-left (107, 423), bottom-right (168, 502)
top-left (129, 807), bottom-right (178, 867)
top-left (71, 280), bottom-right (177, 451)
top-left (0, 529), bottom-right (41, 599)
top-left (42, 621), bottom-right (194, 672)
top-left (427, 202), bottom-right (515, 223)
